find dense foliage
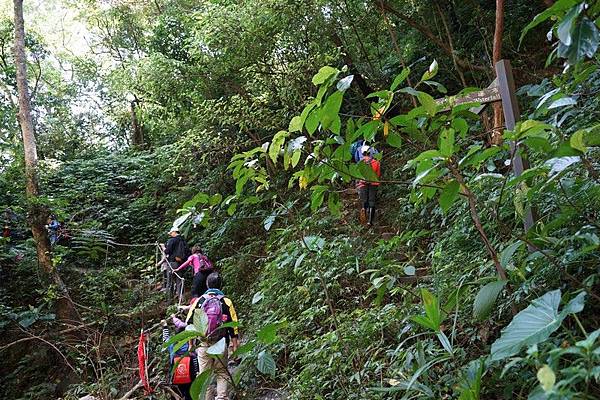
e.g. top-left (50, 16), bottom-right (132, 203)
top-left (1, 0), bottom-right (599, 399)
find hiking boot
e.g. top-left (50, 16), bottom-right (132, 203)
top-left (368, 207), bottom-right (376, 226)
top-left (359, 208), bottom-right (367, 224)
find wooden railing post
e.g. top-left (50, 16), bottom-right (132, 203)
top-left (495, 59), bottom-right (536, 232)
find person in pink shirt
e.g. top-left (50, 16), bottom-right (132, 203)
top-left (174, 245), bottom-right (214, 297)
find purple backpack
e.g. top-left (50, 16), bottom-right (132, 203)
top-left (199, 255), bottom-right (213, 271)
top-left (201, 294), bottom-right (224, 341)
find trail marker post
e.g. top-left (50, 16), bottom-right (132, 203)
top-left (436, 59), bottom-right (535, 232)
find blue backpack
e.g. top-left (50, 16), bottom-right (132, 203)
top-left (350, 140), bottom-right (364, 163)
top-left (350, 140), bottom-right (379, 163)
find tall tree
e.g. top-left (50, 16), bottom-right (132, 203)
top-left (13, 0), bottom-right (78, 322)
top-left (491, 0), bottom-right (505, 144)
top-left (13, 0), bottom-right (51, 271)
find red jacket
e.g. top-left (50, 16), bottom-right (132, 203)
top-left (357, 156), bottom-right (381, 188)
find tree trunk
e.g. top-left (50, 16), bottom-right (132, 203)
top-left (13, 0), bottom-right (51, 271)
top-left (13, 0), bottom-right (79, 323)
top-left (130, 98), bottom-right (144, 148)
top-left (491, 0), bottom-right (505, 145)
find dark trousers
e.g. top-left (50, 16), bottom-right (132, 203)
top-left (192, 270), bottom-right (213, 298)
top-left (358, 185), bottom-right (378, 209)
top-left (165, 261), bottom-right (181, 298)
top-left (176, 383), bottom-right (192, 400)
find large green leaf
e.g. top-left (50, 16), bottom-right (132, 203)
top-left (193, 307), bottom-right (209, 335)
top-left (411, 288), bottom-right (443, 332)
top-left (490, 290), bottom-right (586, 360)
top-left (411, 315), bottom-right (438, 331)
top-left (422, 288), bottom-right (442, 329)
top-left (390, 67), bottom-right (410, 91)
top-left (556, 4), bottom-right (584, 46)
top-left (257, 322), bottom-right (280, 345)
top-left (520, 0), bottom-right (578, 43)
top-left (305, 108), bottom-right (320, 135)
top-left (320, 91), bottom-right (343, 130)
top-left (269, 130), bottom-right (288, 164)
top-left (386, 131), bottom-right (402, 148)
top-left (328, 191), bottom-right (341, 217)
top-left (570, 129), bottom-right (587, 152)
top-left (312, 66), bottom-right (338, 85)
top-left (190, 369), bottom-right (213, 400)
top-left (358, 161), bottom-right (379, 182)
top-left (438, 180), bottom-right (460, 213)
top-left (473, 280), bottom-right (507, 321)
top-left (356, 120), bottom-right (381, 141)
top-left (232, 341), bottom-right (255, 358)
top-left (310, 185), bottom-right (327, 211)
top-left (417, 91), bottom-right (437, 117)
top-left (558, 17), bottom-right (600, 65)
top-left (162, 328), bottom-right (201, 350)
top-left (439, 128), bottom-right (455, 157)
top-left (256, 350), bottom-right (276, 376)
top-left (288, 116), bottom-right (303, 133)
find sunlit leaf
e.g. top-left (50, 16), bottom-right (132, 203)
top-left (312, 66), bottom-right (338, 85)
top-left (336, 75), bottom-right (354, 91)
top-left (537, 365), bottom-right (556, 393)
top-left (288, 116), bottom-right (303, 133)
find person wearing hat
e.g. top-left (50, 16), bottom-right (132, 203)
top-left (357, 145), bottom-right (381, 226)
top-left (163, 227), bottom-right (191, 295)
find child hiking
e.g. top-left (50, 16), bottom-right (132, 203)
top-left (357, 145), bottom-right (381, 226)
top-left (162, 316), bottom-right (199, 400)
top-left (174, 245), bottom-right (214, 298)
top-left (186, 272), bottom-right (239, 400)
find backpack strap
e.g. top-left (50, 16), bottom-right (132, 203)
top-left (184, 297), bottom-right (201, 324)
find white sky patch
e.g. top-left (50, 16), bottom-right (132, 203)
top-left (0, 0), bottom-right (92, 56)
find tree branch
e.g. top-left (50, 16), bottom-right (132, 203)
top-left (377, 0), bottom-right (487, 72)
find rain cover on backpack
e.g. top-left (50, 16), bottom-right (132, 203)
top-left (201, 294), bottom-right (225, 342)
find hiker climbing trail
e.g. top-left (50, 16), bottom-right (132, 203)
top-left (3, 1), bottom-right (599, 399)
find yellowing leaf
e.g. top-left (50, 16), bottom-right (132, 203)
top-left (537, 364), bottom-right (555, 393)
top-left (570, 129), bottom-right (587, 152)
top-left (383, 121), bottom-right (389, 137)
top-left (373, 106), bottom-right (385, 121)
top-left (299, 175), bottom-right (308, 190)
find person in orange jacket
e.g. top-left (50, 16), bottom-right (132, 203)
top-left (356, 145), bottom-right (381, 226)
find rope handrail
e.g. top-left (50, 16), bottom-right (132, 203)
top-left (107, 239), bottom-right (157, 248)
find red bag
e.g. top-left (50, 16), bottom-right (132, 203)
top-left (172, 356), bottom-right (192, 384)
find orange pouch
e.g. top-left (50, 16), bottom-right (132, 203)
top-left (172, 356), bottom-right (192, 384)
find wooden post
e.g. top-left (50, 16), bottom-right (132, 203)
top-left (435, 59), bottom-right (537, 233)
top-left (495, 59), bottom-right (535, 232)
